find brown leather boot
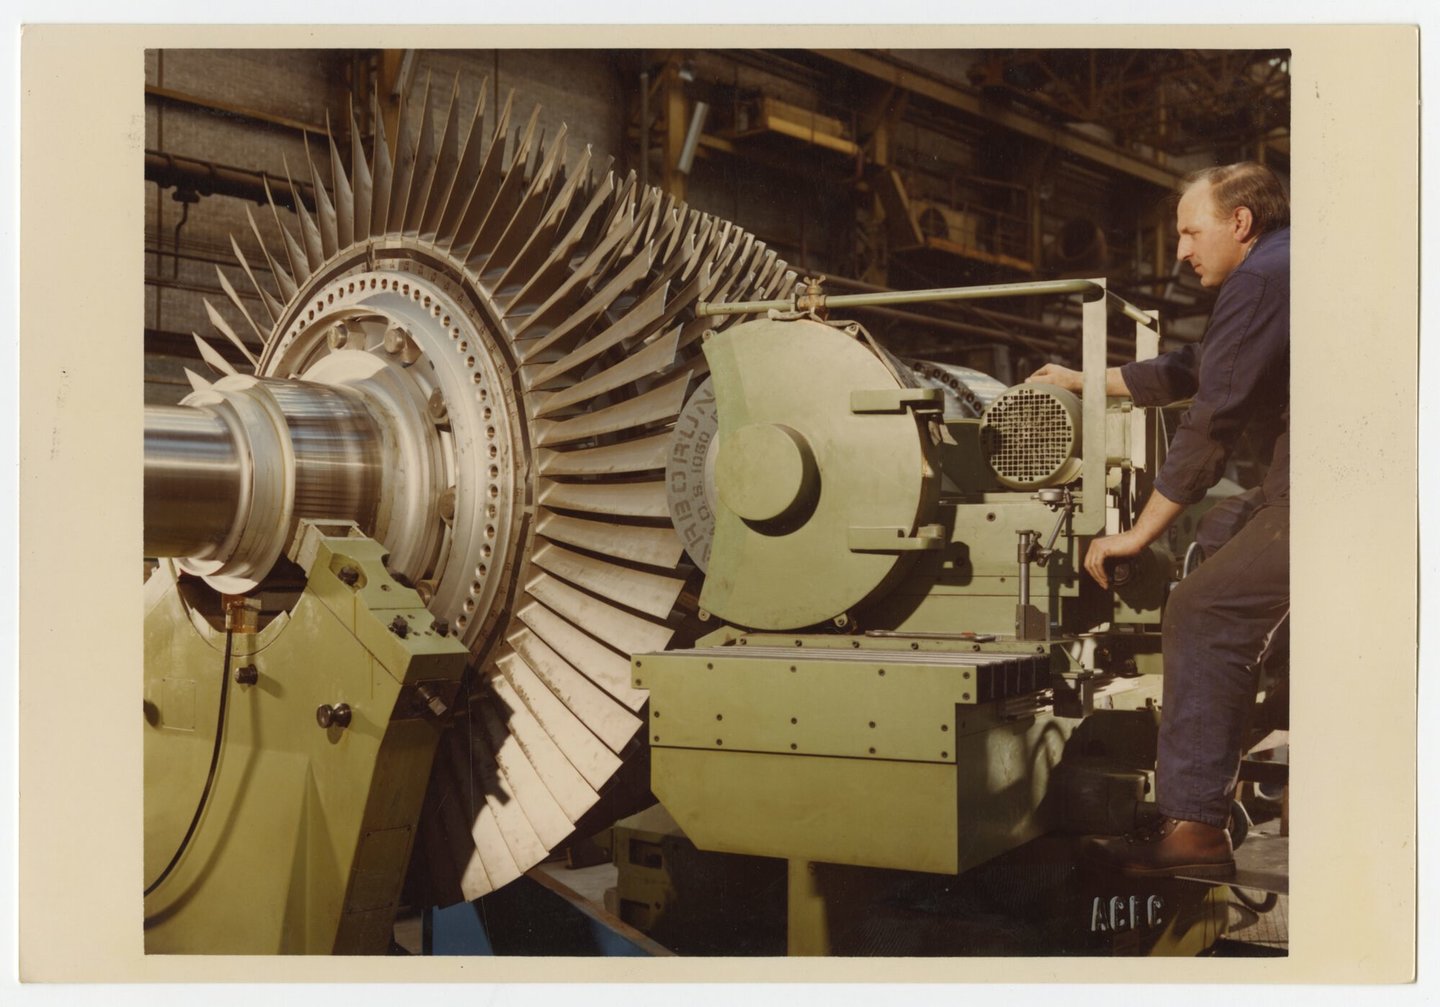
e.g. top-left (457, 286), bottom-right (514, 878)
top-left (1085, 817), bottom-right (1236, 879)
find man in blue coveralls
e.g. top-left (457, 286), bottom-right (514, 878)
top-left (1028, 162), bottom-right (1290, 878)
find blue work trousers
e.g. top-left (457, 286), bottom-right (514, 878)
top-left (1156, 502), bottom-right (1289, 828)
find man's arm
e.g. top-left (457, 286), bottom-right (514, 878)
top-left (1146, 272), bottom-right (1285, 506)
top-left (1027, 360), bottom-right (1183, 588)
top-left (1082, 490), bottom-right (1186, 589)
top-left (1027, 343), bottom-right (1201, 407)
top-left (1025, 363), bottom-right (1131, 397)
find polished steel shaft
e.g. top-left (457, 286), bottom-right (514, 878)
top-left (144, 404), bottom-right (245, 558)
top-left (144, 378), bottom-right (385, 582)
top-left (265, 382), bottom-right (384, 534)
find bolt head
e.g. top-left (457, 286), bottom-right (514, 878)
top-left (316, 703), bottom-right (351, 729)
top-left (427, 389), bottom-right (448, 422)
top-left (383, 325), bottom-right (411, 355)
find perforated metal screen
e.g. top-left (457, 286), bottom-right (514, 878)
top-left (980, 386), bottom-right (1079, 488)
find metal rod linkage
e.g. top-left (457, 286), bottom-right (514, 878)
top-left (698, 278), bottom-right (1156, 335)
top-left (698, 279), bottom-right (1103, 318)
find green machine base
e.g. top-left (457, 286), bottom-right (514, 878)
top-left (143, 521), bottom-right (468, 954)
top-left (633, 631), bottom-right (1212, 955)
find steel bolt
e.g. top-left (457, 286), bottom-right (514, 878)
top-left (316, 703), bottom-right (352, 729)
top-left (427, 388), bottom-right (448, 423)
top-left (337, 565), bottom-right (360, 586)
top-left (234, 664), bottom-right (258, 686)
top-left (383, 325), bottom-right (411, 355)
top-left (389, 615), bottom-right (410, 638)
top-left (417, 685), bottom-right (449, 718)
top-left (432, 617), bottom-right (450, 637)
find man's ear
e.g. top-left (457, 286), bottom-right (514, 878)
top-left (1232, 205), bottom-right (1255, 243)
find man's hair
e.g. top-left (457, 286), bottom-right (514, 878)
top-left (1181, 162), bottom-right (1290, 239)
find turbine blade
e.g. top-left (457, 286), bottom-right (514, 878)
top-left (524, 572), bottom-right (673, 658)
top-left (304, 133), bottom-right (339, 258)
top-left (464, 794), bottom-right (520, 897)
top-left (447, 87), bottom-right (515, 258)
top-left (500, 168), bottom-right (616, 317)
top-left (419, 72), bottom-right (465, 240)
top-left (516, 242), bottom-right (655, 353)
top-left (530, 541), bottom-right (685, 621)
top-left (262, 175), bottom-right (311, 285)
top-left (183, 368), bottom-right (213, 394)
top-left (349, 96), bottom-right (373, 241)
top-left (434, 74), bottom-right (489, 246)
top-left (485, 670), bottom-right (598, 822)
top-left (493, 143), bottom-right (592, 296)
top-left (244, 204), bottom-right (296, 302)
top-left (536, 508), bottom-right (682, 574)
top-left (465, 104), bottom-right (544, 265)
top-left (202, 298), bottom-right (259, 369)
top-left (475, 689), bottom-right (575, 849)
top-left (326, 111), bottom-right (354, 249)
top-left (532, 324), bottom-right (680, 417)
top-left (505, 626), bottom-right (643, 754)
top-left (369, 91), bottom-right (394, 237)
top-left (534, 369), bottom-right (691, 448)
top-left (536, 431), bottom-right (672, 477)
top-left (465, 724), bottom-right (549, 874)
top-left (528, 283), bottom-right (669, 392)
top-left (515, 600), bottom-right (647, 711)
top-left (192, 333), bottom-right (237, 376)
top-left (537, 480), bottom-right (673, 522)
top-left (497, 648), bottom-right (623, 791)
top-left (386, 76), bottom-right (420, 234)
top-left (482, 124), bottom-right (568, 275)
top-left (214, 265), bottom-right (268, 347)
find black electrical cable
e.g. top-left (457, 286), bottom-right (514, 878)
top-left (1230, 887), bottom-right (1279, 914)
top-left (143, 629), bottom-right (234, 897)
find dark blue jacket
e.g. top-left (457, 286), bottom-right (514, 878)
top-left (1120, 226), bottom-right (1290, 507)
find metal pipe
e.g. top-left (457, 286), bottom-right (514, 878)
top-left (144, 404), bottom-right (246, 559)
top-left (823, 274), bottom-right (1069, 338)
top-left (1017, 531), bottom-right (1034, 608)
top-left (700, 278), bottom-right (1157, 344)
top-left (698, 279), bottom-right (1103, 317)
top-left (676, 101), bottom-right (709, 175)
top-left (836, 302), bottom-right (1052, 354)
top-left (146, 150), bottom-right (316, 212)
top-left (1109, 293), bottom-right (1157, 328)
top-left (146, 84), bottom-right (330, 138)
top-left (638, 70), bottom-right (650, 193)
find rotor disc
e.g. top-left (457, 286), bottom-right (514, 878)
top-left (189, 72), bottom-right (795, 901)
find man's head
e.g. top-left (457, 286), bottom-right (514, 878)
top-left (1175, 162), bottom-right (1289, 288)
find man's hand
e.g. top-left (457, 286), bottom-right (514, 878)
top-left (1025, 363), bottom-right (1083, 393)
top-left (1084, 531), bottom-right (1146, 589)
top-left (1027, 363), bottom-right (1134, 398)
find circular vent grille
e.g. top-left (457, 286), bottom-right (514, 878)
top-left (980, 384), bottom-right (1083, 490)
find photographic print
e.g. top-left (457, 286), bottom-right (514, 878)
top-left (15, 24), bottom-right (1418, 985)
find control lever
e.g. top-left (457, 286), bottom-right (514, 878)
top-left (1030, 489), bottom-right (1073, 567)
